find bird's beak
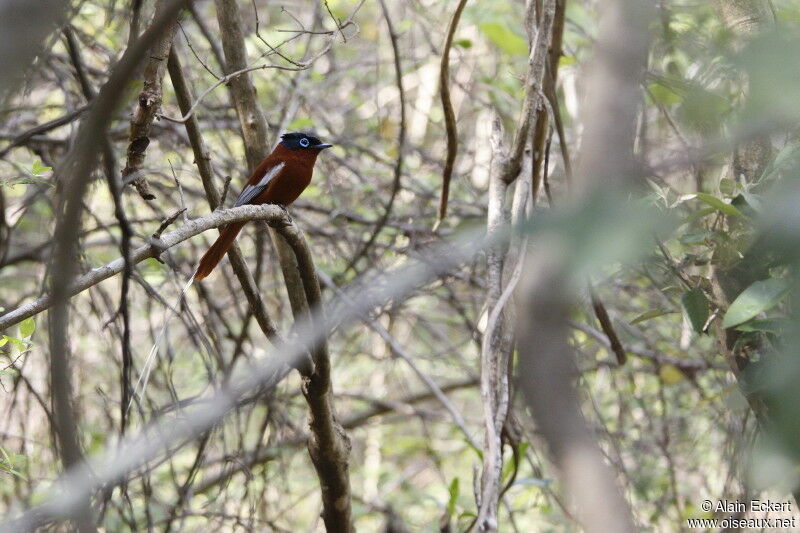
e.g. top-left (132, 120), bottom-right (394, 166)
top-left (317, 143), bottom-right (333, 149)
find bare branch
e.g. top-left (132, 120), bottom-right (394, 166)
top-left (276, 224), bottom-right (353, 531)
top-left (434, 0), bottom-right (469, 228)
top-left (121, 0), bottom-right (181, 200)
top-left (0, 204), bottom-right (289, 332)
top-left (342, 0), bottom-right (407, 274)
top-left (475, 1), bottom-right (557, 528)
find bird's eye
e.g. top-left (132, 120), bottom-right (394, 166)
top-left (299, 137), bottom-right (310, 147)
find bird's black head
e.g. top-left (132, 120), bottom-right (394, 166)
top-left (279, 132), bottom-right (333, 151)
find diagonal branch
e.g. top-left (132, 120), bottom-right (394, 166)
top-left (0, 204), bottom-right (289, 332)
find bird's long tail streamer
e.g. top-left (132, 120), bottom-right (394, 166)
top-left (126, 274), bottom-right (195, 415)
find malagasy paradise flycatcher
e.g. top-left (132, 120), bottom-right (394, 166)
top-left (193, 132), bottom-right (332, 280)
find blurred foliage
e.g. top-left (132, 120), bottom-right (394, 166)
top-left (2, 0), bottom-right (800, 530)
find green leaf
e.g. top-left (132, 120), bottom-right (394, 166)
top-left (478, 22), bottom-right (528, 56)
top-left (684, 206), bottom-right (718, 223)
top-left (0, 337), bottom-right (7, 348)
top-left (454, 39), bottom-right (472, 49)
top-left (660, 364), bottom-right (685, 385)
top-left (517, 441), bottom-right (529, 462)
top-left (1, 176), bottom-right (53, 188)
top-left (5, 336), bottom-right (27, 351)
top-left (648, 82), bottom-right (681, 106)
top-left (740, 190), bottom-right (763, 213)
top-left (559, 55), bottom-right (577, 67)
top-left (630, 308), bottom-right (676, 325)
top-left (757, 144), bottom-right (800, 183)
top-left (30, 160), bottom-right (52, 177)
top-left (694, 193), bottom-right (744, 217)
top-left (681, 288), bottom-right (709, 333)
top-left (679, 230), bottom-right (717, 245)
top-left (19, 317), bottom-right (35, 338)
top-left (3, 468), bottom-right (27, 480)
top-left (502, 442), bottom-right (529, 481)
top-left (722, 278), bottom-right (791, 329)
top-left (676, 87), bottom-right (729, 134)
top-left (735, 318), bottom-right (787, 334)
top-left (447, 477), bottom-right (460, 516)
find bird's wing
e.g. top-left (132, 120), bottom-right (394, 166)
top-left (233, 162), bottom-right (286, 207)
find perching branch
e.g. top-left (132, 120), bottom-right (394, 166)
top-left (0, 204), bottom-right (290, 332)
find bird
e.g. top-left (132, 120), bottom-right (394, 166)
top-left (193, 132), bottom-right (332, 280)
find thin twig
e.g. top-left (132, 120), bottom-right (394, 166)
top-left (177, 18), bottom-right (220, 79)
top-left (342, 0), bottom-right (406, 275)
top-left (590, 289), bottom-right (627, 365)
top-left (434, 0), bottom-right (469, 229)
top-left (219, 175), bottom-right (232, 207)
top-left (167, 48), bottom-right (280, 341)
top-left (159, 1), bottom-right (365, 124)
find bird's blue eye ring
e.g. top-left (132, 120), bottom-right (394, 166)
top-left (299, 137), bottom-right (310, 147)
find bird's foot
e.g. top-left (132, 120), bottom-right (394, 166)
top-left (268, 204), bottom-right (293, 227)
